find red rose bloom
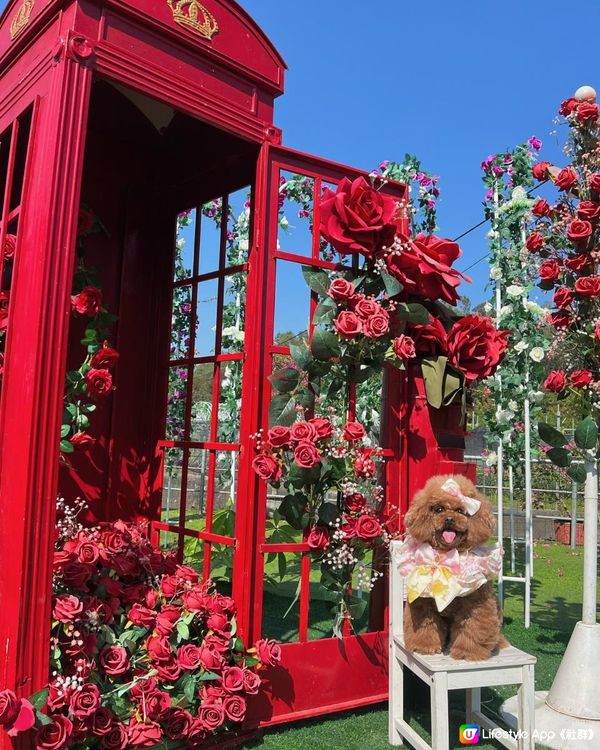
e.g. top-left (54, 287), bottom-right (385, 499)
top-left (363, 310), bottom-right (390, 338)
top-left (343, 420), bottom-right (366, 442)
top-left (91, 708), bottom-right (115, 737)
top-left (334, 310), bottom-right (362, 339)
top-left (252, 453), bottom-right (282, 482)
top-left (163, 709), bottom-right (192, 741)
top-left (177, 644), bottom-right (200, 670)
top-left (155, 604), bottom-right (180, 635)
top-left (290, 421), bottom-right (317, 442)
top-left (127, 720), bottom-right (162, 748)
top-left (532, 161), bottom-right (550, 180)
top-left (570, 369), bottom-right (593, 388)
top-left (72, 286), bottom-right (103, 316)
top-left (567, 219), bottom-right (593, 244)
top-left (539, 260), bottom-right (561, 283)
top-left (4, 698), bottom-right (35, 737)
top-left (100, 646), bottom-right (130, 676)
top-left (595, 323), bottom-right (600, 341)
top-left (554, 167), bottom-right (578, 191)
top-left (0, 690), bottom-right (19, 726)
top-left (352, 296), bottom-right (380, 319)
top-left (353, 448), bottom-right (377, 478)
top-left (242, 669), bottom-right (261, 694)
top-left (128, 603), bottom-right (156, 628)
top-left (197, 704), bottom-right (226, 732)
top-left (91, 344), bottom-right (119, 370)
top-left (307, 526), bottom-right (330, 550)
top-left (559, 98), bottom-right (578, 116)
top-left (77, 207), bottom-right (95, 237)
top-left (255, 638), bottom-right (282, 666)
top-left (447, 315), bottom-right (509, 381)
top-left (35, 715), bottom-right (73, 750)
top-left (308, 417), bottom-right (334, 439)
top-left (221, 666), bottom-right (245, 693)
top-left (53, 594), bottom-right (83, 622)
top-left (392, 334), bottom-right (416, 360)
top-left (553, 287), bottom-right (574, 309)
top-left (564, 254), bottom-right (589, 272)
top-left (345, 493), bottom-right (366, 513)
top-left (145, 691), bottom-right (171, 721)
top-left (267, 425), bottom-right (291, 448)
top-left (147, 635), bottom-right (173, 663)
top-left (2, 234), bottom-right (16, 260)
top-left (101, 724), bottom-right (128, 750)
top-left (319, 176), bottom-right (398, 258)
top-left (589, 174), bottom-right (600, 194)
top-left (355, 515), bottom-right (382, 540)
top-left (544, 370), bottom-right (566, 393)
top-left (327, 278), bottom-right (356, 301)
top-left (548, 311), bottom-right (573, 329)
top-left (577, 201), bottom-right (600, 220)
top-left (407, 315), bottom-right (448, 355)
top-left (294, 439), bottom-right (321, 468)
top-left (223, 695), bottom-right (247, 723)
top-left (575, 276), bottom-right (600, 297)
top-left (532, 199), bottom-right (551, 217)
top-left (525, 232), bottom-right (544, 253)
top-left (69, 683), bottom-right (101, 718)
top-left (69, 432), bottom-right (95, 451)
top-left (576, 102), bottom-right (599, 121)
top-left (85, 367), bottom-right (113, 398)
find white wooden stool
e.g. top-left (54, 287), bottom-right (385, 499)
top-left (388, 540), bottom-right (536, 750)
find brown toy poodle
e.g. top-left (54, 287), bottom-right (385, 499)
top-left (400, 474), bottom-right (506, 661)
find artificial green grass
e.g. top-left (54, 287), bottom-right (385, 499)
top-left (237, 542), bottom-right (598, 750)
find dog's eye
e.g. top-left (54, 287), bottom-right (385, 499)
top-left (456, 508), bottom-right (466, 515)
top-left (432, 505), bottom-right (444, 513)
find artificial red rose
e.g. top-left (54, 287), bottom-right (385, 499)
top-left (532, 199), bottom-right (551, 217)
top-left (446, 315), bottom-right (509, 382)
top-left (343, 420), bottom-right (366, 442)
top-left (0, 690), bottom-right (19, 725)
top-left (345, 493), bottom-right (366, 513)
top-left (554, 167), bottom-right (578, 191)
top-left (353, 448), bottom-right (377, 478)
top-left (91, 344), bottom-right (119, 370)
top-left (155, 604), bottom-right (180, 635)
top-left (177, 643), bottom-right (200, 670)
top-left (308, 417), bottom-right (334, 439)
top-left (206, 611), bottom-right (231, 636)
top-left (163, 708), bottom-right (192, 741)
top-left (548, 311), bottom-right (573, 329)
top-left (69, 683), bottom-right (101, 718)
top-left (197, 703), bottom-right (225, 732)
top-left (85, 367), bottom-right (113, 398)
top-left (559, 98), bottom-right (578, 116)
top-left (53, 594), bottom-right (83, 622)
top-left (596, 323), bottom-right (600, 341)
top-left (589, 174), bottom-right (600, 194)
top-left (525, 232), bottom-right (544, 253)
top-left (252, 453), bottom-right (282, 482)
top-left (570, 369), bottom-right (593, 388)
top-left (61, 561), bottom-right (93, 589)
top-left (181, 586), bottom-right (209, 613)
top-left (290, 421), bottom-right (317, 442)
top-left (4, 698), bottom-right (34, 737)
top-left (327, 278), bottom-right (356, 301)
top-left (221, 666), bottom-right (245, 693)
top-left (99, 645), bottom-right (130, 676)
top-left (101, 724), bottom-right (128, 750)
top-left (77, 207), bottom-right (95, 236)
top-left (242, 669), bottom-right (261, 694)
top-left (532, 161), bottom-right (550, 180)
top-left (91, 708), bottom-right (115, 737)
top-left (553, 287), bottom-right (574, 309)
top-left (392, 334), bottom-right (416, 360)
top-left (76, 538), bottom-right (99, 564)
top-left (129, 677), bottom-right (158, 702)
top-left (127, 719), bottom-right (162, 748)
top-left (352, 296), bottom-right (380, 319)
top-left (577, 201), bottom-right (600, 220)
top-left (545, 370), bottom-right (570, 402)
top-left (576, 101), bottom-right (599, 121)
top-left (334, 310), bottom-right (362, 339)
top-left (385, 233), bottom-right (466, 305)
top-left (0, 291), bottom-right (9, 330)
top-left (128, 603), bottom-right (156, 628)
top-left (52, 550), bottom-right (73, 571)
top-left (2, 234), bottom-right (16, 260)
top-left (155, 656), bottom-right (181, 683)
top-left (255, 638), bottom-right (282, 666)
top-left (267, 425), bottom-right (291, 448)
top-left (147, 635), bottom-right (173, 663)
top-left (307, 525), bottom-right (330, 550)
top-left (567, 220), bottom-right (593, 244)
top-left (363, 310), bottom-right (390, 338)
top-left (294, 439), bottom-right (321, 468)
top-left (224, 695), bottom-right (247, 723)
top-left (575, 276), bottom-right (600, 297)
top-left (199, 685), bottom-right (226, 705)
top-left (355, 515), bottom-right (382, 540)
top-left (35, 714), bottom-right (73, 750)
top-left (407, 315), bottom-right (448, 355)
top-left (175, 564), bottom-right (199, 584)
top-left (69, 432), bottom-right (95, 451)
top-left (187, 719), bottom-right (208, 745)
top-left (197, 643), bottom-right (224, 671)
top-left (319, 176), bottom-right (398, 258)
top-left (72, 286), bottom-right (103, 316)
top-left (340, 517), bottom-right (358, 539)
top-left (564, 254), bottom-right (589, 272)
top-left (539, 260), bottom-right (561, 283)
top-left (145, 691), bottom-right (172, 721)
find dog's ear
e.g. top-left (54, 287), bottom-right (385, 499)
top-left (403, 485), bottom-right (433, 542)
top-left (465, 491), bottom-right (495, 547)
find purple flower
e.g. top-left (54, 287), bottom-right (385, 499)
top-left (503, 154), bottom-right (513, 164)
top-left (178, 369), bottom-right (187, 379)
top-left (182, 303), bottom-right (191, 314)
top-left (427, 201), bottom-right (436, 210)
top-left (380, 160), bottom-right (391, 172)
top-left (485, 188), bottom-right (494, 201)
top-left (492, 166), bottom-right (505, 177)
top-left (298, 208), bottom-right (310, 219)
top-left (432, 187), bottom-right (440, 198)
top-left (480, 154), bottom-right (495, 172)
top-left (528, 135), bottom-right (542, 151)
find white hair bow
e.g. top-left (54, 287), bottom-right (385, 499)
top-left (440, 478), bottom-right (481, 516)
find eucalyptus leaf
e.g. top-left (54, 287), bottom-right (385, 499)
top-left (567, 464), bottom-right (586, 484)
top-left (575, 417), bottom-right (598, 450)
top-left (546, 447), bottom-right (571, 468)
top-left (538, 422), bottom-right (567, 449)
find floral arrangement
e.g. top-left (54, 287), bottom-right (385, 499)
top-left (529, 86), bottom-right (600, 476)
top-left (379, 154), bottom-right (441, 235)
top-left (0, 504), bottom-right (280, 749)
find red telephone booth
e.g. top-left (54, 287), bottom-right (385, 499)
top-left (0, 0), bottom-right (473, 740)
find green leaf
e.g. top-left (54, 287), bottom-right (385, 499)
top-left (290, 342), bottom-right (311, 370)
top-left (30, 688), bottom-right (49, 711)
top-left (442, 367), bottom-right (463, 406)
top-left (60, 424), bottom-right (71, 438)
top-left (269, 394), bottom-right (297, 427)
top-left (302, 266), bottom-right (330, 296)
top-left (269, 367), bottom-right (300, 394)
top-left (538, 422), bottom-right (567, 449)
top-left (397, 302), bottom-right (430, 325)
top-left (312, 298), bottom-right (337, 325)
top-left (567, 464), bottom-right (587, 484)
top-left (183, 673), bottom-right (196, 702)
top-left (60, 439), bottom-right (74, 453)
top-left (35, 711), bottom-right (53, 726)
top-left (421, 356), bottom-right (448, 409)
top-left (287, 463), bottom-right (321, 489)
top-left (380, 269), bottom-right (403, 297)
top-left (311, 328), bottom-right (341, 361)
top-left (318, 502), bottom-right (340, 527)
top-left (278, 494), bottom-right (308, 530)
top-left (277, 552), bottom-right (287, 581)
top-left (575, 417), bottom-right (598, 450)
top-left (296, 388), bottom-right (315, 410)
top-left (198, 670), bottom-right (220, 681)
top-left (345, 594), bottom-right (367, 620)
top-left (546, 447), bottom-right (571, 468)
top-left (176, 621), bottom-right (190, 642)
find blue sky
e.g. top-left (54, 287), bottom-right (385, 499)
top-left (240, 0), bottom-right (599, 305)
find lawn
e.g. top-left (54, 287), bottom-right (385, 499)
top-left (236, 541), bottom-right (598, 750)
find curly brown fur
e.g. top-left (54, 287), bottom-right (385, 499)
top-left (402, 474), bottom-right (507, 661)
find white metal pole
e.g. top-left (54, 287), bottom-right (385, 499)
top-left (582, 451), bottom-right (598, 625)
top-left (571, 481), bottom-right (578, 550)
top-left (508, 463), bottom-right (516, 574)
top-left (523, 370), bottom-right (533, 628)
top-left (493, 182), bottom-right (504, 605)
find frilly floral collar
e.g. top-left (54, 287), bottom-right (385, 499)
top-left (395, 535), bottom-right (503, 612)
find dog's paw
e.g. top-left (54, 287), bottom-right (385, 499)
top-left (407, 641), bottom-right (443, 655)
top-left (449, 644), bottom-right (491, 661)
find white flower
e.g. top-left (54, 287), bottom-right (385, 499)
top-left (485, 452), bottom-right (498, 467)
top-left (514, 341), bottom-right (528, 353)
top-left (499, 304), bottom-right (513, 319)
top-left (487, 229), bottom-right (500, 240)
top-left (490, 267), bottom-right (502, 281)
top-left (524, 299), bottom-right (544, 316)
top-left (511, 186), bottom-right (528, 201)
top-left (529, 347), bottom-right (545, 362)
top-left (239, 239), bottom-right (249, 251)
top-left (529, 390), bottom-right (545, 404)
top-left (222, 326), bottom-right (245, 343)
top-left (508, 400), bottom-right (519, 411)
top-left (279, 216), bottom-right (289, 229)
top-left (483, 302), bottom-right (493, 314)
top-left (506, 284), bottom-right (525, 297)
top-left (496, 407), bottom-right (514, 424)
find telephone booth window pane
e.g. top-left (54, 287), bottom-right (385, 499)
top-left (262, 552), bottom-right (301, 643)
top-left (227, 187), bottom-right (251, 266)
top-left (165, 366), bottom-right (189, 440)
top-left (221, 272), bottom-right (246, 353)
top-left (277, 171), bottom-right (315, 257)
top-left (9, 107), bottom-right (32, 212)
top-left (194, 278), bottom-right (218, 357)
top-left (190, 365), bottom-right (213, 441)
top-left (170, 284), bottom-right (193, 360)
top-left (174, 209), bottom-right (197, 282)
top-left (0, 126), bottom-right (12, 219)
top-left (273, 260), bottom-right (310, 345)
top-left (217, 360), bottom-right (242, 443)
top-left (199, 200), bottom-right (222, 275)
top-left (184, 448), bottom-right (210, 529)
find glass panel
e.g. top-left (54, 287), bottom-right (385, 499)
top-left (199, 200), bottom-right (222, 275)
top-left (170, 284), bottom-right (192, 360)
top-left (277, 170), bottom-right (315, 257)
top-left (161, 448), bottom-right (185, 525)
top-left (226, 186), bottom-right (251, 267)
top-left (210, 542), bottom-right (234, 593)
top-left (9, 106), bottom-right (33, 212)
top-left (0, 124), bottom-right (12, 219)
top-left (273, 260), bottom-right (310, 345)
top-left (217, 361), bottom-right (242, 443)
top-left (261, 552), bottom-right (301, 643)
top-left (182, 535), bottom-right (205, 573)
top-left (185, 448), bottom-right (210, 530)
top-left (221, 272), bottom-right (246, 353)
top-left (195, 278), bottom-right (218, 357)
top-left (165, 365), bottom-right (189, 441)
top-left (214, 451), bottom-right (239, 513)
top-left (190, 363), bottom-right (214, 441)
top-left (158, 531), bottom-right (179, 555)
top-left (174, 209), bottom-right (196, 282)
top-left (318, 180), bottom-right (351, 266)
top-left (355, 371), bottom-right (384, 440)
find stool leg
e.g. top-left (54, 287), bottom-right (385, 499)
top-left (431, 672), bottom-right (449, 750)
top-left (517, 664), bottom-right (535, 750)
top-left (466, 687), bottom-right (481, 724)
top-left (388, 651), bottom-right (404, 745)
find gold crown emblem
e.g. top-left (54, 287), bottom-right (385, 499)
top-left (167, 0), bottom-right (219, 40)
top-left (10, 0), bottom-right (35, 40)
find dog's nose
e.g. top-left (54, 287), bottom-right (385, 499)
top-left (443, 517), bottom-right (455, 528)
